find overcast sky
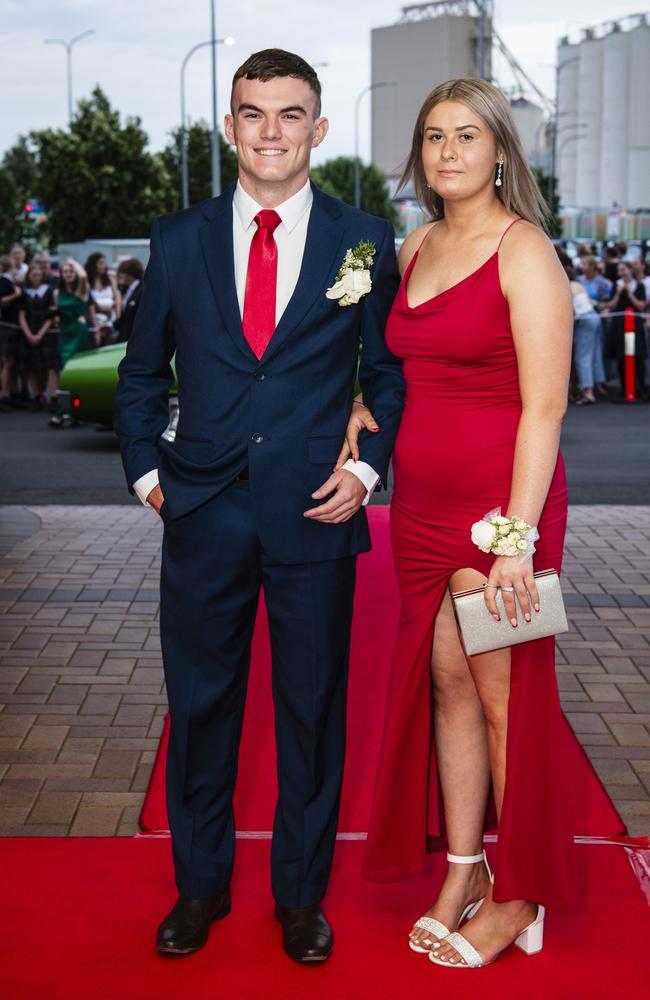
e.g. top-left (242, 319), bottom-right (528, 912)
top-left (1, 0), bottom-right (641, 168)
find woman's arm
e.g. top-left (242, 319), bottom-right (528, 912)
top-left (483, 222), bottom-right (572, 625)
top-left (88, 301), bottom-right (101, 345)
top-left (502, 223), bottom-right (572, 525)
top-left (608, 283), bottom-right (622, 308)
top-left (1, 287), bottom-right (21, 307)
top-left (333, 224), bottom-right (434, 468)
top-left (112, 279), bottom-right (122, 320)
top-left (627, 286), bottom-right (645, 311)
top-left (34, 319), bottom-right (52, 342)
top-left (18, 309), bottom-right (37, 343)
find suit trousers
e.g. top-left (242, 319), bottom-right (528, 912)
top-left (159, 481), bottom-right (357, 905)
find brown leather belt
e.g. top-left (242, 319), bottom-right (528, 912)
top-left (235, 467), bottom-right (249, 481)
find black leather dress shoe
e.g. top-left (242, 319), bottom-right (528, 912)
top-left (156, 890), bottom-right (231, 956)
top-left (274, 902), bottom-right (333, 963)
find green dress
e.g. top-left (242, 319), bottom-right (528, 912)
top-left (57, 290), bottom-right (91, 368)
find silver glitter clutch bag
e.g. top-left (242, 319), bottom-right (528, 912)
top-left (451, 569), bottom-right (568, 655)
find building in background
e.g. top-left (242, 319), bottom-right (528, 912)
top-left (371, 2), bottom-right (493, 189)
top-left (371, 5), bottom-right (649, 242)
top-left (557, 14), bottom-right (650, 217)
top-left (509, 97), bottom-right (550, 173)
top-left (370, 3), bottom-right (554, 234)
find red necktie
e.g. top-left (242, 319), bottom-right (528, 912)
top-left (242, 209), bottom-right (282, 359)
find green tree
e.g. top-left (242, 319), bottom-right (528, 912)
top-left (311, 157), bottom-right (397, 224)
top-left (162, 120), bottom-right (238, 210)
top-left (532, 166), bottom-right (563, 239)
top-left (28, 86), bottom-right (175, 243)
top-left (0, 166), bottom-right (27, 252)
top-left (1, 137), bottom-right (44, 252)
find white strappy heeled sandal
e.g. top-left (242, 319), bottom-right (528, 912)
top-left (428, 903), bottom-right (546, 969)
top-left (408, 850), bottom-right (493, 955)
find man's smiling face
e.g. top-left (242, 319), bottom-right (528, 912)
top-left (225, 75), bottom-right (328, 195)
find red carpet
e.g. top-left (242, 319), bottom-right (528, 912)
top-left (1, 836), bottom-right (648, 1000)
top-left (3, 508), bottom-right (649, 996)
top-left (140, 506), bottom-right (399, 835)
top-left (139, 506), bottom-right (624, 847)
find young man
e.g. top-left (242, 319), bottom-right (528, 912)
top-left (115, 49), bottom-right (404, 963)
top-left (114, 258), bottom-right (144, 342)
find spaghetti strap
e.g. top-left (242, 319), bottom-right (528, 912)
top-left (497, 216), bottom-right (522, 252)
top-left (402, 223), bottom-right (438, 282)
top-left (417, 222), bottom-right (438, 253)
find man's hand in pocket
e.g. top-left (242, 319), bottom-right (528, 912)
top-left (146, 485), bottom-right (165, 516)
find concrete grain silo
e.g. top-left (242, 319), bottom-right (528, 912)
top-left (599, 27), bottom-right (630, 207)
top-left (575, 32), bottom-right (603, 209)
top-left (627, 20), bottom-right (650, 207)
top-left (557, 41), bottom-right (580, 208)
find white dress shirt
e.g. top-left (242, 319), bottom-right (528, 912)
top-left (133, 179), bottom-right (379, 506)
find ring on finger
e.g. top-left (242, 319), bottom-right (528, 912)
top-left (502, 586), bottom-right (515, 592)
top-left (483, 583), bottom-right (499, 590)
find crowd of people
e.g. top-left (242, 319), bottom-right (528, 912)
top-left (0, 242), bottom-right (144, 419)
top-left (1, 236), bottom-right (649, 421)
top-left (558, 241), bottom-right (650, 405)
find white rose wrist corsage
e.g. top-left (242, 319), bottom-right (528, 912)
top-left (326, 240), bottom-right (376, 306)
top-left (471, 507), bottom-right (539, 563)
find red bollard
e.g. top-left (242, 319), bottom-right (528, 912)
top-left (624, 306), bottom-right (636, 402)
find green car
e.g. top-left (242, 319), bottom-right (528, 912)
top-left (58, 344), bottom-right (178, 431)
top-left (58, 341), bottom-right (359, 431)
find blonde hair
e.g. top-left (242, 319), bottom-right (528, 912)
top-left (61, 257), bottom-right (90, 300)
top-left (400, 77), bottom-right (550, 232)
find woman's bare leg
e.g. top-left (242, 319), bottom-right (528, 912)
top-left (47, 369), bottom-right (59, 400)
top-left (433, 568), bottom-right (537, 966)
top-left (409, 585), bottom-right (491, 950)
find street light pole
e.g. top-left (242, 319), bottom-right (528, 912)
top-left (210, 0), bottom-right (220, 198)
top-left (180, 36), bottom-right (234, 209)
top-left (354, 81), bottom-right (397, 210)
top-left (44, 29), bottom-right (95, 123)
top-left (550, 54), bottom-right (580, 206)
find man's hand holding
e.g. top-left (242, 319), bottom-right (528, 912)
top-left (146, 484), bottom-right (165, 516)
top-left (303, 469), bottom-right (367, 524)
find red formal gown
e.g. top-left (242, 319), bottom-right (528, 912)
top-left (364, 221), bottom-right (624, 911)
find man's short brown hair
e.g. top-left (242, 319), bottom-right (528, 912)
top-left (230, 48), bottom-right (322, 117)
top-left (117, 257), bottom-right (144, 281)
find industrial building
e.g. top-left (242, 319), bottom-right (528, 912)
top-left (557, 15), bottom-right (650, 212)
top-left (371, 2), bottom-right (492, 185)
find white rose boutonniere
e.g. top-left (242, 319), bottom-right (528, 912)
top-left (326, 240), bottom-right (376, 307)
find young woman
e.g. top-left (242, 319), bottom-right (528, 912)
top-left (17, 260), bottom-right (58, 408)
top-left (0, 254), bottom-right (22, 411)
top-left (605, 260), bottom-right (647, 399)
top-left (340, 78), bottom-right (622, 968)
top-left (85, 252), bottom-right (121, 345)
top-left (55, 258), bottom-right (96, 368)
top-left (564, 259), bottom-right (603, 406)
top-left (577, 255), bottom-right (611, 396)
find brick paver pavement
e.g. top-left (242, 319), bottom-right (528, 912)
top-left (1, 505), bottom-right (649, 838)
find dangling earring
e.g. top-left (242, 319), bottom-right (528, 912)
top-left (495, 160), bottom-right (503, 187)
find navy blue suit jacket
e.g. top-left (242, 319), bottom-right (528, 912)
top-left (115, 182), bottom-right (404, 564)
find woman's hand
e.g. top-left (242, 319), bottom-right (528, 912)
top-left (335, 401), bottom-right (379, 468)
top-left (482, 555), bottom-right (540, 628)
